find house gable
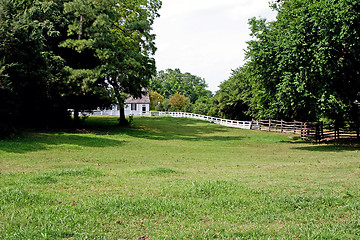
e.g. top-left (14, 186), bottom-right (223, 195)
top-left (124, 91), bottom-right (150, 105)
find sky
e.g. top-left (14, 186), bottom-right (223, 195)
top-left (152, 0), bottom-right (278, 93)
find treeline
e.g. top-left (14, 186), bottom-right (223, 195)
top-left (147, 68), bottom-right (251, 120)
top-left (242, 0), bottom-right (360, 125)
top-left (2, 0), bottom-right (359, 136)
top-left (160, 0), bottom-right (360, 127)
top-left (0, 0), bottom-right (161, 136)
top-left (148, 68), bottom-right (213, 115)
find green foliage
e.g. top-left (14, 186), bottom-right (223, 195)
top-left (149, 90), bottom-right (164, 110)
top-left (0, 0), bottom-right (71, 130)
top-left (0, 0), bottom-right (162, 132)
top-left (183, 103), bottom-right (193, 113)
top-left (149, 68), bottom-right (212, 104)
top-left (192, 97), bottom-right (212, 115)
top-left (209, 68), bottom-right (252, 120)
top-left (169, 92), bottom-right (189, 111)
top-left (245, 0), bottom-right (360, 122)
top-left (162, 98), bottom-right (171, 111)
top-left (61, 0), bottom-right (162, 124)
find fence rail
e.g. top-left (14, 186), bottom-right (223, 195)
top-left (153, 112), bottom-right (359, 142)
top-left (155, 111), bottom-right (253, 129)
top-left (87, 110), bottom-right (359, 142)
top-left (315, 123), bottom-right (360, 142)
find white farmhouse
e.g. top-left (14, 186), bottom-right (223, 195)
top-left (124, 91), bottom-right (150, 116)
top-left (92, 90), bottom-right (151, 116)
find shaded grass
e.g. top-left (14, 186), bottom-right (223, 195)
top-left (132, 167), bottom-right (183, 176)
top-left (0, 133), bottom-right (124, 154)
top-left (0, 116), bottom-right (360, 239)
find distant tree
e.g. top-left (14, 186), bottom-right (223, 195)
top-left (149, 90), bottom-right (164, 110)
top-left (209, 68), bottom-right (251, 120)
top-left (169, 92), bottom-right (189, 111)
top-left (192, 97), bottom-right (212, 115)
top-left (183, 103), bottom-right (194, 113)
top-left (149, 68), bottom-right (212, 103)
top-left (162, 98), bottom-right (171, 111)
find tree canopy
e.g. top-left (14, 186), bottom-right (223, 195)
top-left (169, 92), bottom-right (189, 111)
top-left (244, 0), bottom-right (360, 123)
top-left (0, 0), bottom-right (161, 134)
top-left (149, 90), bottom-right (164, 110)
top-left (61, 0), bottom-right (161, 124)
top-left (149, 68), bottom-right (212, 104)
top-left (209, 67), bottom-right (252, 120)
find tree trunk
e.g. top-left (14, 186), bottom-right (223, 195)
top-left (73, 15), bottom-right (82, 127)
top-left (110, 81), bottom-right (128, 126)
top-left (118, 104), bottom-right (128, 126)
top-left (73, 109), bottom-right (80, 125)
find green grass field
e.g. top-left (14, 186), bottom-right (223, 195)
top-left (1, 116), bottom-right (359, 239)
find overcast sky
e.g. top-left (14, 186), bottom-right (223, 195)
top-left (152, 0), bottom-right (278, 93)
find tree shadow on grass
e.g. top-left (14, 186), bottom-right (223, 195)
top-left (82, 116), bottom-right (248, 142)
top-left (0, 133), bottom-right (124, 154)
top-left (123, 117), bottom-right (248, 142)
top-left (291, 141), bottom-right (360, 152)
top-left (0, 116), bottom-right (247, 154)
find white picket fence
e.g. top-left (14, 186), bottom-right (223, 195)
top-left (152, 111), bottom-right (254, 130)
top-left (89, 110), bottom-right (254, 130)
top-left (92, 110), bottom-right (151, 117)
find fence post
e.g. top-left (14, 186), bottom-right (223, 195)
top-left (320, 122), bottom-right (324, 142)
top-left (293, 120), bottom-right (296, 134)
top-left (334, 121), bottom-right (339, 140)
top-left (269, 119), bottom-right (271, 132)
top-left (304, 122), bottom-right (309, 140)
top-left (315, 122), bottom-right (320, 143)
top-left (280, 120), bottom-right (283, 133)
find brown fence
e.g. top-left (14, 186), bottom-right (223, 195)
top-left (252, 119), bottom-right (360, 142)
top-left (315, 122), bottom-right (360, 142)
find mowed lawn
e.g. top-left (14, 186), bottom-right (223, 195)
top-left (0, 116), bottom-right (359, 239)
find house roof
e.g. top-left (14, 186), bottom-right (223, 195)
top-left (124, 91), bottom-right (150, 104)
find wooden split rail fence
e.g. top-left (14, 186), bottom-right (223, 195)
top-left (254, 119), bottom-right (317, 140)
top-left (314, 123), bottom-right (360, 142)
top-left (153, 112), bottom-right (359, 142)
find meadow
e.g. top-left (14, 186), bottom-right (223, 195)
top-left (0, 116), bottom-right (359, 239)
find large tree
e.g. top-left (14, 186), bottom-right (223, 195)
top-left (0, 0), bottom-right (161, 133)
top-left (0, 0), bottom-right (71, 130)
top-left (245, 0), bottom-right (360, 124)
top-left (61, 0), bottom-right (161, 125)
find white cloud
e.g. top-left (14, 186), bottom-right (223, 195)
top-left (153, 0), bottom-right (277, 92)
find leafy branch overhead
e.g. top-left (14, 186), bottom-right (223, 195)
top-left (217, 0), bottom-right (360, 124)
top-left (0, 0), bottom-right (162, 132)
